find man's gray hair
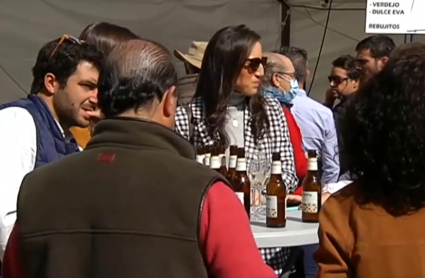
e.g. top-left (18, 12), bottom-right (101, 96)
top-left (98, 39), bottom-right (178, 117)
top-left (261, 54), bottom-right (286, 88)
top-left (276, 46), bottom-right (308, 84)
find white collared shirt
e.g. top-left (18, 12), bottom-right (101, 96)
top-left (0, 106), bottom-right (78, 260)
top-left (323, 180), bottom-right (352, 194)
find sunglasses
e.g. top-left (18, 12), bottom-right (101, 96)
top-left (328, 76), bottom-right (349, 85)
top-left (276, 72), bottom-right (295, 80)
top-left (245, 57), bottom-right (267, 73)
top-left (49, 34), bottom-right (84, 59)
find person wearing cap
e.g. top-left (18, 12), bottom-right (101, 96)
top-left (174, 41), bottom-right (207, 105)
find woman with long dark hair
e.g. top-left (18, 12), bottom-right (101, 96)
top-left (315, 43), bottom-right (425, 277)
top-left (79, 22), bottom-right (140, 56)
top-left (175, 24), bottom-right (297, 276)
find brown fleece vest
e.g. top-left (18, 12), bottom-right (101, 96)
top-left (17, 117), bottom-right (227, 278)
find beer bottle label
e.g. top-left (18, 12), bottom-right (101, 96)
top-left (229, 155), bottom-right (237, 168)
top-left (196, 155), bottom-right (204, 164)
top-left (210, 156), bottom-right (220, 169)
top-left (266, 195), bottom-right (278, 218)
top-left (235, 192), bottom-right (244, 205)
top-left (302, 191), bottom-right (319, 213)
top-left (204, 155), bottom-right (211, 166)
top-left (266, 195), bottom-right (287, 219)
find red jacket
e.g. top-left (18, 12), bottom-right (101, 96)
top-left (282, 106), bottom-right (307, 195)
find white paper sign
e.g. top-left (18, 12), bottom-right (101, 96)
top-left (366, 0), bottom-right (425, 34)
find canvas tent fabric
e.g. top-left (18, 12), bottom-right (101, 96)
top-left (1, 0), bottom-right (424, 105)
top-left (0, 0), bottom-right (281, 104)
top-left (289, 0), bottom-right (424, 101)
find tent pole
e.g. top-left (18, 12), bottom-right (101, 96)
top-left (280, 1), bottom-right (291, 48)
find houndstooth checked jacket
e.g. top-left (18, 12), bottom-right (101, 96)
top-left (175, 95), bottom-right (298, 192)
top-left (175, 95), bottom-right (297, 275)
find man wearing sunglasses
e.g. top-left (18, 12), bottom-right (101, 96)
top-left (324, 55), bottom-right (360, 176)
top-left (0, 35), bottom-right (103, 263)
top-left (325, 55), bottom-right (360, 110)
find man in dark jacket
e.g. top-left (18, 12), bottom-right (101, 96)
top-left (0, 35), bottom-right (102, 262)
top-left (3, 39), bottom-right (275, 278)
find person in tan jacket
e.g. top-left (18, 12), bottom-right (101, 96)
top-left (315, 43), bottom-right (425, 278)
top-left (174, 41), bottom-right (207, 105)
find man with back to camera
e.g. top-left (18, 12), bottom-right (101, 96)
top-left (2, 39), bottom-right (276, 278)
top-left (0, 35), bottom-right (102, 263)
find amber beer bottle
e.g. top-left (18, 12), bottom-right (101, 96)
top-left (203, 145), bottom-right (211, 167)
top-left (218, 144), bottom-right (226, 159)
top-left (210, 144), bottom-right (221, 172)
top-left (219, 156), bottom-right (228, 177)
top-left (266, 152), bottom-right (287, 228)
top-left (217, 143), bottom-right (228, 176)
top-left (226, 145), bottom-right (238, 182)
top-left (302, 150), bottom-right (322, 222)
top-left (232, 148), bottom-right (251, 218)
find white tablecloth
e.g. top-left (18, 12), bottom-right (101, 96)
top-left (251, 210), bottom-right (319, 248)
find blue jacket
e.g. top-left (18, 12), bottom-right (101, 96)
top-left (0, 94), bottom-right (79, 168)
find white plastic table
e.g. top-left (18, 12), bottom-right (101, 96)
top-left (251, 210), bottom-right (319, 248)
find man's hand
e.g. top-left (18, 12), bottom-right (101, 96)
top-left (86, 109), bottom-right (103, 135)
top-left (324, 88), bottom-right (338, 108)
top-left (287, 194), bottom-right (302, 204)
top-left (297, 192), bottom-right (332, 210)
top-left (86, 109), bottom-right (102, 123)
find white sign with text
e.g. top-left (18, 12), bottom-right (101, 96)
top-left (366, 0), bottom-right (425, 34)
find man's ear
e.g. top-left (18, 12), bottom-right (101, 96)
top-left (162, 85), bottom-right (177, 118)
top-left (306, 69), bottom-right (311, 81)
top-left (352, 79), bottom-right (360, 90)
top-left (43, 73), bottom-right (59, 95)
top-left (271, 73), bottom-right (280, 88)
top-left (378, 57), bottom-right (389, 71)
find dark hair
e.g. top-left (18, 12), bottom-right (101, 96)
top-left (276, 46), bottom-right (308, 84)
top-left (355, 35), bottom-right (395, 58)
top-left (261, 53), bottom-right (290, 88)
top-left (194, 25), bottom-right (268, 147)
top-left (342, 48), bottom-right (425, 216)
top-left (98, 40), bottom-right (178, 117)
top-left (79, 22), bottom-right (140, 56)
top-left (391, 42), bottom-right (425, 60)
top-left (331, 55), bottom-right (361, 80)
top-left (30, 36), bottom-right (103, 94)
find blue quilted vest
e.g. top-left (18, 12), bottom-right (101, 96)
top-left (0, 94), bottom-right (79, 168)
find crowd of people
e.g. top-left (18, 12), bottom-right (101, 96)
top-left (0, 20), bottom-right (424, 278)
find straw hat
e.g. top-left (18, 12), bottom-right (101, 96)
top-left (174, 41), bottom-right (208, 69)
